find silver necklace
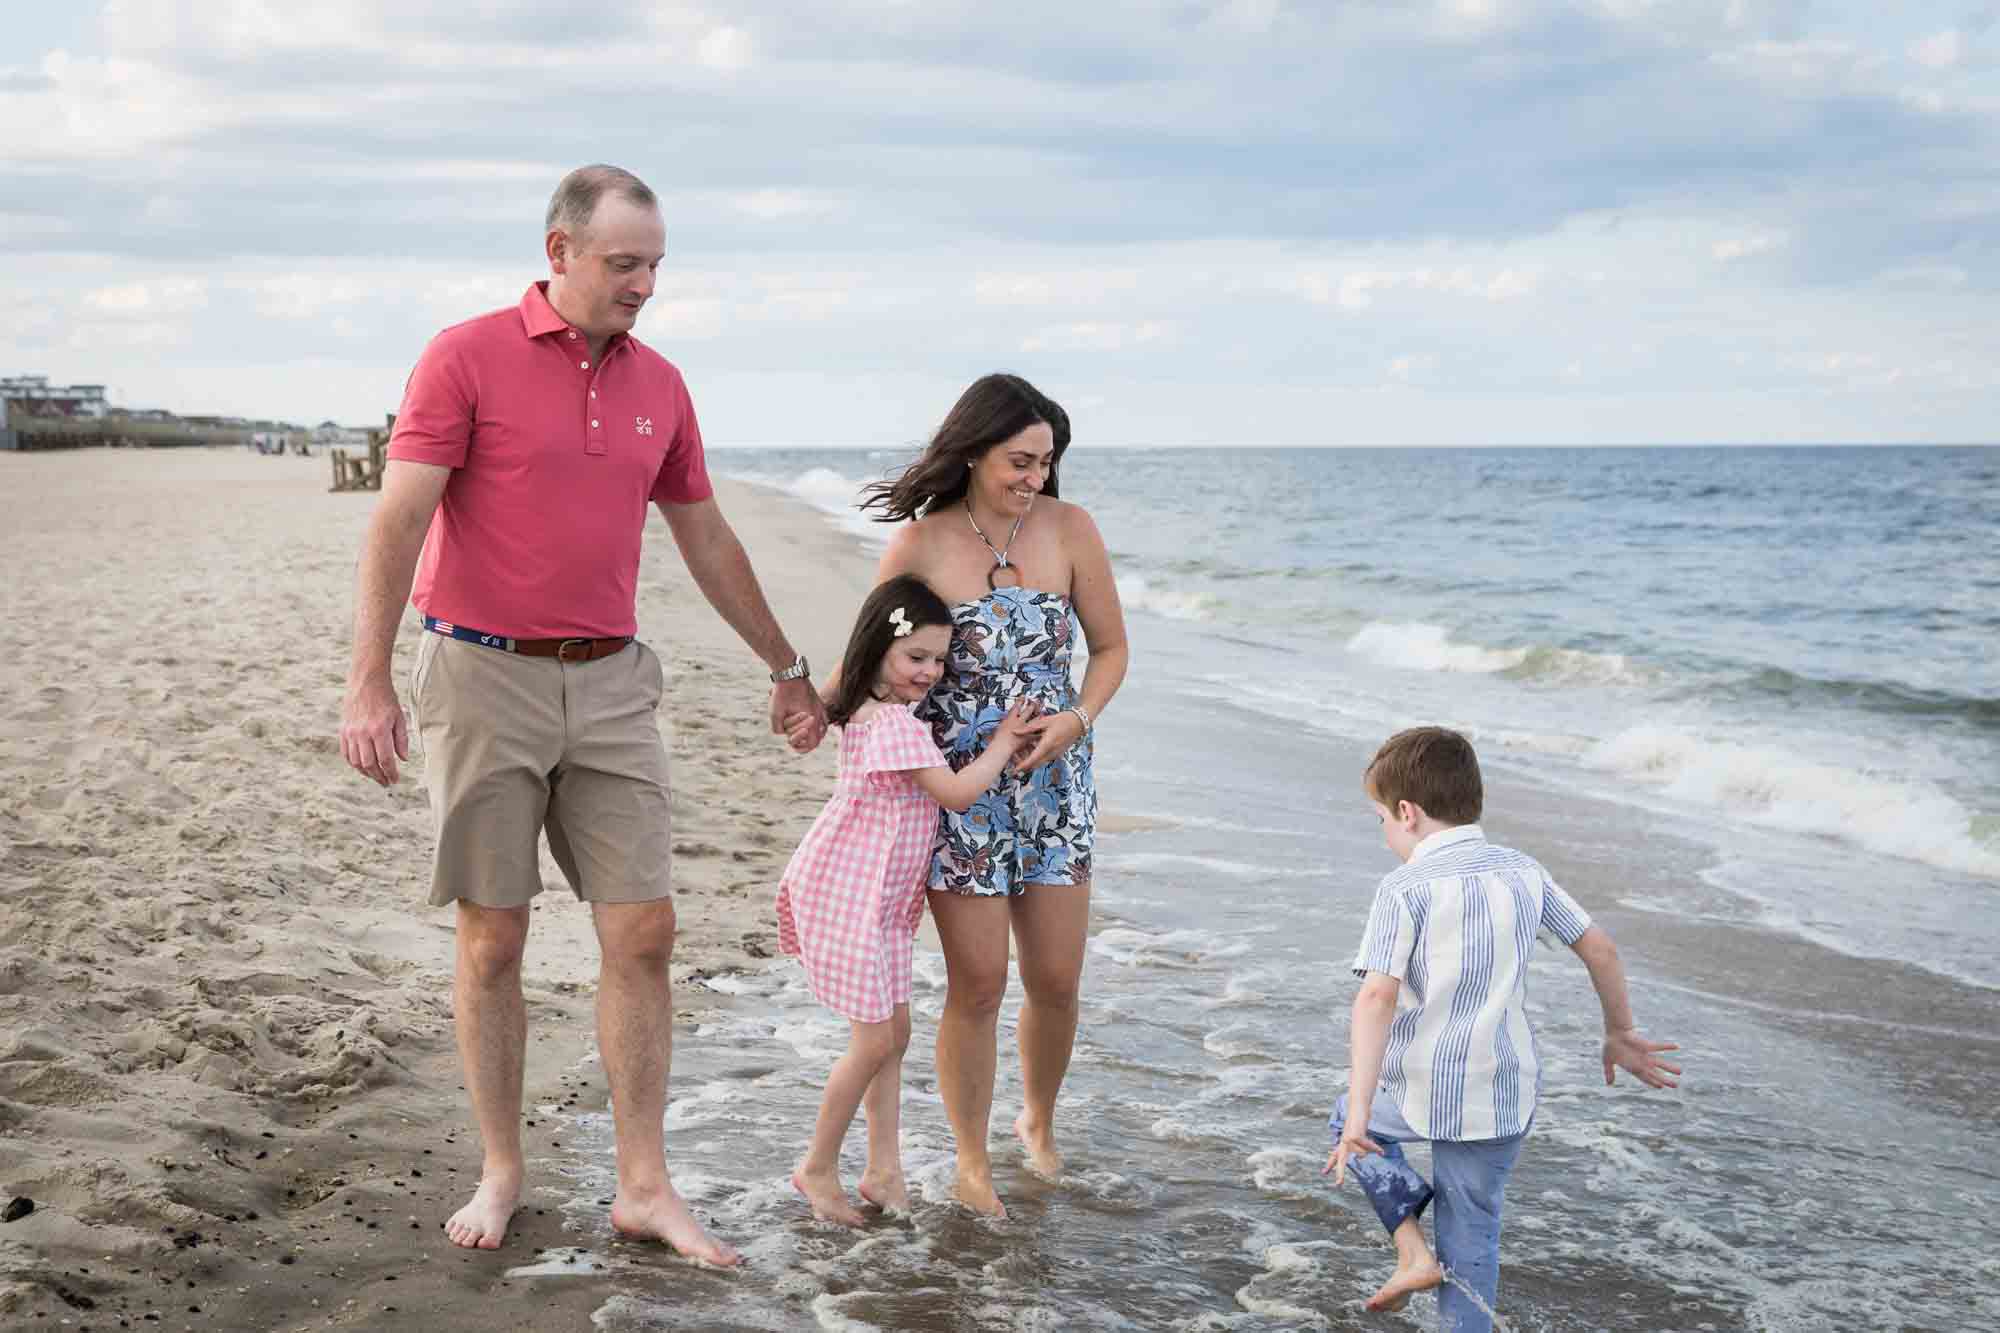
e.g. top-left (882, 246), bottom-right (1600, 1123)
top-left (966, 497), bottom-right (1031, 589)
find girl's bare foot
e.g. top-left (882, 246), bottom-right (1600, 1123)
top-left (856, 1168), bottom-right (911, 1213)
top-left (1365, 1260), bottom-right (1444, 1313)
top-left (1014, 1110), bottom-right (1063, 1180)
top-left (953, 1164), bottom-right (1007, 1219)
top-left (792, 1166), bottom-right (867, 1228)
top-left (444, 1173), bottom-right (521, 1250)
top-left (610, 1183), bottom-right (743, 1266)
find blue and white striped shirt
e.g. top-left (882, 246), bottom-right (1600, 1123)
top-left (1351, 824), bottom-right (1593, 1141)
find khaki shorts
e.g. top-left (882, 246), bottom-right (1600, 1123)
top-left (411, 633), bottom-right (672, 908)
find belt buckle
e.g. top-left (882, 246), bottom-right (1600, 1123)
top-left (556, 638), bottom-right (592, 662)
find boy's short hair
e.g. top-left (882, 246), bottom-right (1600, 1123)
top-left (1364, 726), bottom-right (1483, 825)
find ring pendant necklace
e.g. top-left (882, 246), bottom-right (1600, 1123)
top-left (966, 496), bottom-right (1031, 590)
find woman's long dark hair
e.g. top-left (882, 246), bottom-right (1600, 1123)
top-left (825, 574), bottom-right (955, 726)
top-left (859, 373), bottom-right (1070, 523)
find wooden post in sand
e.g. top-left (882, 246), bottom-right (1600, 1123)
top-left (328, 415), bottom-right (394, 493)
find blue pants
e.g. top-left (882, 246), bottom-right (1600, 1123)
top-left (1328, 1093), bottom-right (1528, 1333)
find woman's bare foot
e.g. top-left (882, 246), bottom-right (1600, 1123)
top-left (610, 1183), bottom-right (742, 1265)
top-left (444, 1173), bottom-right (521, 1250)
top-left (1014, 1110), bottom-right (1063, 1180)
top-left (953, 1164), bottom-right (1007, 1219)
top-left (792, 1166), bottom-right (867, 1228)
top-left (856, 1167), bottom-right (911, 1213)
top-left (1364, 1260), bottom-right (1444, 1313)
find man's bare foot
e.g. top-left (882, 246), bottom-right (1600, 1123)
top-left (444, 1174), bottom-right (520, 1250)
top-left (1365, 1260), bottom-right (1444, 1313)
top-left (856, 1167), bottom-right (911, 1213)
top-left (791, 1165), bottom-right (866, 1228)
top-left (953, 1165), bottom-right (1007, 1219)
top-left (1014, 1110), bottom-right (1063, 1180)
top-left (610, 1183), bottom-right (742, 1266)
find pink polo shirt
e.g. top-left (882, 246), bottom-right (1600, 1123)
top-left (387, 282), bottom-right (713, 640)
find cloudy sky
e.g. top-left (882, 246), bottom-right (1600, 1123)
top-left (4, 1), bottom-right (1995, 445)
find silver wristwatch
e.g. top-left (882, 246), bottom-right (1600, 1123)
top-left (770, 654), bottom-right (810, 682)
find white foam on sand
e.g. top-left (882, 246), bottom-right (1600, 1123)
top-left (506, 1246), bottom-right (610, 1278)
top-left (1090, 926), bottom-right (1252, 968)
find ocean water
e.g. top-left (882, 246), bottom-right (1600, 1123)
top-left (530, 446), bottom-right (1998, 1331)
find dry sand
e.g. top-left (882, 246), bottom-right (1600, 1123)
top-left (0, 447), bottom-right (881, 1329)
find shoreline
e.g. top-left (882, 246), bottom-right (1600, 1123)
top-left (0, 448), bottom-right (870, 1328)
top-left (7, 447), bottom-right (1996, 1329)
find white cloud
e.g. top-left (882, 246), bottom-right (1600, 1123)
top-left (970, 267), bottom-right (1144, 308)
top-left (1709, 38), bottom-right (1872, 86)
top-left (725, 188), bottom-right (837, 221)
top-left (1712, 232), bottom-right (1786, 261)
top-left (230, 274), bottom-right (366, 320)
top-left (1908, 30), bottom-right (1965, 70)
top-left (1205, 0), bottom-right (1282, 35)
top-left (1294, 265), bottom-right (1544, 309)
top-left (1021, 320), bottom-right (1173, 352)
top-left (85, 277), bottom-right (209, 315)
top-left (1876, 263), bottom-right (1969, 288)
top-left (698, 24), bottom-right (755, 72)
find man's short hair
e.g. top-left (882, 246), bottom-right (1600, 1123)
top-left (1363, 726), bottom-right (1483, 824)
top-left (545, 165), bottom-right (658, 237)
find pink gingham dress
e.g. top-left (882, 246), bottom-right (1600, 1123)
top-left (776, 703), bottom-right (947, 1023)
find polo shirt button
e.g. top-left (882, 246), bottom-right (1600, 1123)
top-left (590, 390), bottom-right (597, 398)
top-left (590, 419), bottom-right (599, 428)
top-left (580, 361), bottom-right (590, 369)
top-left (567, 331), bottom-right (577, 340)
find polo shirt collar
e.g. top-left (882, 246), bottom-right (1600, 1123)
top-left (1410, 823), bottom-right (1484, 863)
top-left (517, 281), bottom-right (633, 356)
top-left (519, 282), bottom-right (569, 339)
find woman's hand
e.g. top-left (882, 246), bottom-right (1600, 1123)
top-left (1013, 706), bottom-right (1085, 772)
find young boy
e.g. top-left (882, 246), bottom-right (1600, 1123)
top-left (1325, 727), bottom-right (1680, 1331)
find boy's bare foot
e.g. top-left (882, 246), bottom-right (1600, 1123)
top-left (1365, 1260), bottom-right (1444, 1313)
top-left (444, 1173), bottom-right (521, 1250)
top-left (856, 1168), bottom-right (911, 1213)
top-left (953, 1164), bottom-right (1007, 1219)
top-left (791, 1166), bottom-right (867, 1228)
top-left (610, 1183), bottom-right (743, 1265)
top-left (1014, 1110), bottom-right (1063, 1180)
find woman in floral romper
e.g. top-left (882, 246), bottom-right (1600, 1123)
top-left (852, 373), bottom-right (1130, 1218)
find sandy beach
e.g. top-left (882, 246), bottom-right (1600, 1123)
top-left (0, 446), bottom-right (875, 1329)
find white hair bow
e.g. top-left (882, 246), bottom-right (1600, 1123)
top-left (889, 607), bottom-right (914, 638)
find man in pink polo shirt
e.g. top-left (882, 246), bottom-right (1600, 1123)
top-left (337, 164), bottom-right (825, 1266)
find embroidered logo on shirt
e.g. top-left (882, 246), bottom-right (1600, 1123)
top-left (635, 416), bottom-right (655, 436)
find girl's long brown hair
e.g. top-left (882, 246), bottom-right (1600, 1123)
top-left (825, 575), bottom-right (955, 727)
top-left (859, 373), bottom-right (1071, 523)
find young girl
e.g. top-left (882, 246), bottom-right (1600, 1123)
top-left (777, 574), bottom-right (1035, 1227)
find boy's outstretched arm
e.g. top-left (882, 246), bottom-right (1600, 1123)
top-left (1569, 926), bottom-right (1683, 1089)
top-left (1325, 972), bottom-right (1398, 1184)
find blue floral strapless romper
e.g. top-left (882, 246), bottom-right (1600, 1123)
top-left (915, 587), bottom-right (1097, 896)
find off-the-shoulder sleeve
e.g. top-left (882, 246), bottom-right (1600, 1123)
top-left (867, 707), bottom-right (948, 774)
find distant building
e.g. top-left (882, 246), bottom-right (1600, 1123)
top-left (1, 374), bottom-right (110, 418)
top-left (311, 419), bottom-right (374, 449)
